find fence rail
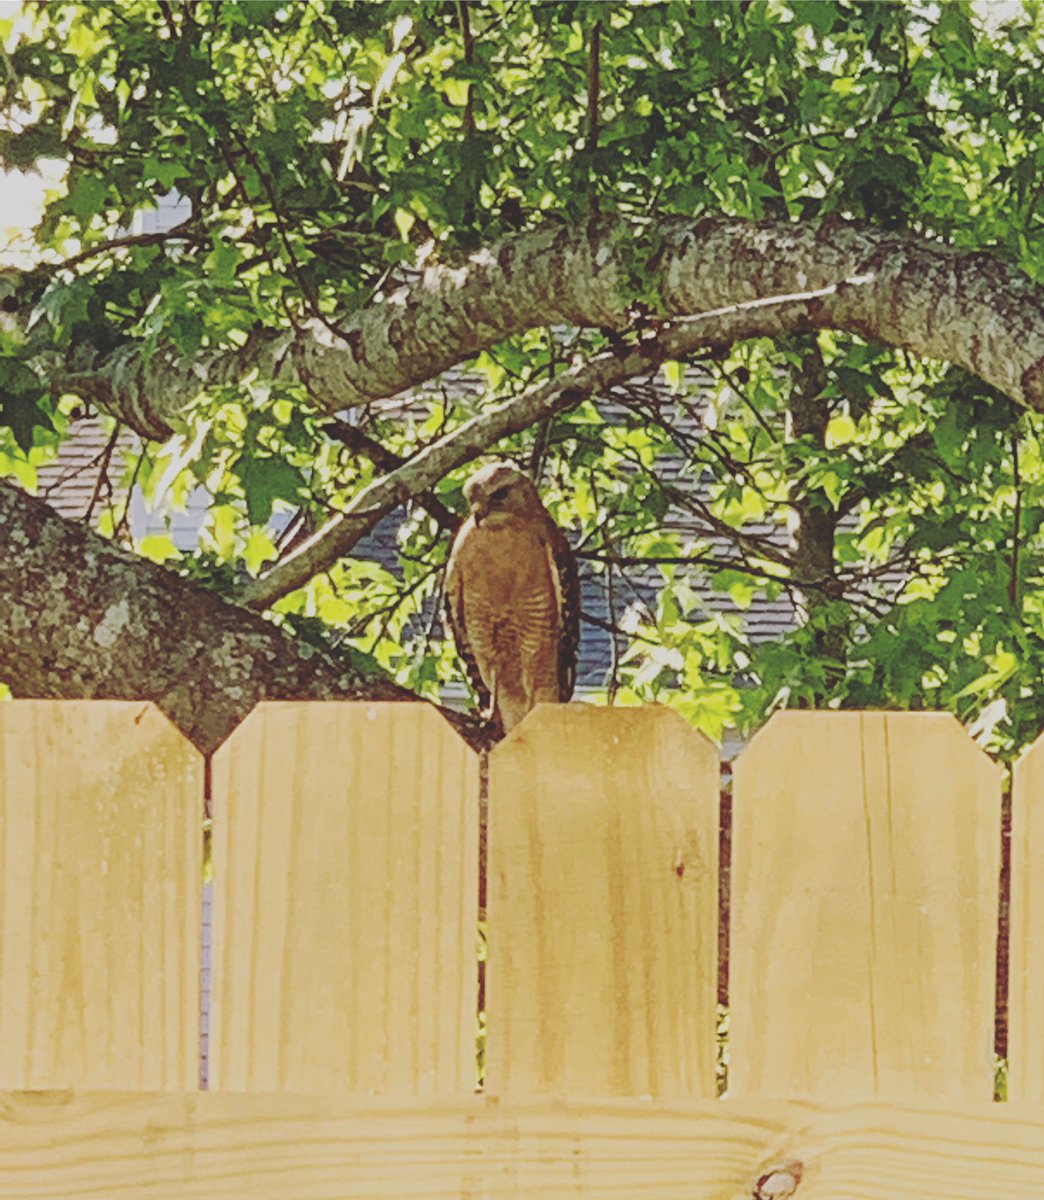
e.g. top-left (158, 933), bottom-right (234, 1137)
top-left (0, 698), bottom-right (1041, 1197)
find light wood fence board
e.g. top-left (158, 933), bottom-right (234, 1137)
top-left (210, 701), bottom-right (478, 1094)
top-left (0, 701), bottom-right (201, 1090)
top-left (1, 1092), bottom-right (1044, 1199)
top-left (731, 711), bottom-right (1001, 1104)
top-left (1011, 734), bottom-right (1044, 1101)
top-left (486, 704), bottom-right (719, 1098)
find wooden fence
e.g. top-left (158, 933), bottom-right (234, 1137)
top-left (2, 699), bottom-right (1044, 1196)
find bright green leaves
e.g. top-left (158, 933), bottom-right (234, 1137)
top-left (3, 0), bottom-right (1044, 757)
top-left (142, 156), bottom-right (189, 193)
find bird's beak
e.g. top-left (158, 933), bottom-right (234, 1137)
top-left (473, 503), bottom-right (488, 526)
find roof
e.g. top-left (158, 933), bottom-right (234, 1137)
top-left (34, 377), bottom-right (800, 694)
top-left (32, 186), bottom-right (801, 688)
top-left (35, 416), bottom-right (135, 521)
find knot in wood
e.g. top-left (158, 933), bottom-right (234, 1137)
top-left (753, 1160), bottom-right (803, 1200)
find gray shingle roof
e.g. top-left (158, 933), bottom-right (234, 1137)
top-left (35, 417), bottom-right (135, 521)
top-left (35, 374), bottom-right (802, 691)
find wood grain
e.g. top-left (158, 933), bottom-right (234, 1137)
top-left (1011, 735), bottom-right (1044, 1101)
top-left (210, 701), bottom-right (478, 1094)
top-left (0, 701), bottom-right (202, 1089)
top-left (486, 704), bottom-right (719, 1099)
top-left (730, 711), bottom-right (1001, 1104)
top-left (1, 1091), bottom-right (1044, 1198)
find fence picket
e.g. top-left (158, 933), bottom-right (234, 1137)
top-left (0, 701), bottom-right (202, 1089)
top-left (485, 704), bottom-right (719, 1098)
top-left (730, 711), bottom-right (1001, 1103)
top-left (210, 702), bottom-right (478, 1094)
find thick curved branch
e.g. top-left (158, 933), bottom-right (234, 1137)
top-left (238, 287), bottom-right (854, 609)
top-left (0, 481), bottom-right (479, 753)
top-left (33, 216), bottom-right (1044, 439)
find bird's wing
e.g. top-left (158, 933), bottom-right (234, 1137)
top-left (444, 529), bottom-right (493, 713)
top-left (546, 520), bottom-right (581, 701)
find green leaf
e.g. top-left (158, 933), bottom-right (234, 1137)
top-left (662, 360), bottom-right (685, 392)
top-left (442, 78), bottom-right (470, 107)
top-left (233, 454), bottom-right (306, 526)
top-left (243, 527), bottom-right (278, 574)
top-left (137, 534), bottom-right (181, 564)
top-left (825, 414), bottom-right (856, 447)
top-left (393, 207), bottom-right (415, 239)
top-left (0, 360), bottom-right (49, 452)
top-left (67, 173), bottom-right (108, 226)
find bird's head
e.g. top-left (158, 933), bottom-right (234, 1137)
top-left (463, 461), bottom-right (542, 527)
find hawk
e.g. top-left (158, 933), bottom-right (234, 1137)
top-left (445, 461), bottom-right (580, 733)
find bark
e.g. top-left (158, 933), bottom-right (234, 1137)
top-left (785, 338), bottom-right (848, 676)
top-left (25, 216), bottom-right (1044, 439)
top-left (0, 481), bottom-right (478, 754)
top-left (788, 337), bottom-right (837, 602)
top-left (236, 288), bottom-right (868, 609)
top-left (322, 418), bottom-right (462, 535)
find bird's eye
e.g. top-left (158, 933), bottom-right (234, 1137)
top-left (490, 485), bottom-right (511, 502)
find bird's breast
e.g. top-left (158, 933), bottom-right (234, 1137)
top-left (455, 520), bottom-right (555, 603)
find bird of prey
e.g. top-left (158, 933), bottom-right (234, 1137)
top-left (445, 461), bottom-right (580, 733)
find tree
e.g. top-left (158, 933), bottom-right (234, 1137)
top-left (2, 0), bottom-right (1043, 756)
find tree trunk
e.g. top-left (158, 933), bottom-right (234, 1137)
top-left (0, 482), bottom-right (476, 753)
top-left (787, 337), bottom-right (848, 683)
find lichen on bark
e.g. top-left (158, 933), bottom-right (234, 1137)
top-left (17, 216), bottom-right (1044, 441)
top-left (0, 481), bottom-right (477, 753)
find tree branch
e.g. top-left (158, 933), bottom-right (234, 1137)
top-left (0, 481), bottom-right (481, 753)
top-left (31, 215), bottom-right (1044, 440)
top-left (56, 222), bottom-right (206, 271)
top-left (323, 418), bottom-right (461, 534)
top-left (235, 292), bottom-right (882, 610)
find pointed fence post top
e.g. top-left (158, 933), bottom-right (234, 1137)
top-left (736, 708), bottom-right (1001, 781)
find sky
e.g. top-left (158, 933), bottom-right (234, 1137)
top-left (0, 0), bottom-right (54, 264)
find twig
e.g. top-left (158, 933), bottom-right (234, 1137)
top-left (324, 419), bottom-right (461, 534)
top-left (586, 19), bottom-right (602, 215)
top-left (457, 0), bottom-right (477, 230)
top-left (157, 0), bottom-right (179, 37)
top-left (58, 223), bottom-right (205, 271)
top-left (586, 19), bottom-right (602, 152)
top-left (613, 442), bottom-right (792, 566)
top-left (715, 360), bottom-right (776, 437)
top-left (580, 611), bottom-right (739, 680)
top-left (527, 328), bottom-right (559, 478)
top-left (113, 445), bottom-right (145, 544)
top-left (424, 569), bottom-right (447, 655)
top-left (668, 274), bottom-right (875, 326)
top-left (581, 609), bottom-right (659, 647)
top-left (83, 424), bottom-right (121, 524)
top-left (362, 563), bottom-right (441, 650)
top-left (42, 419), bottom-right (113, 496)
top-left (228, 129), bottom-right (318, 330)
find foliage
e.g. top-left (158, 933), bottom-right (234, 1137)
top-left (2, 0), bottom-right (1044, 756)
